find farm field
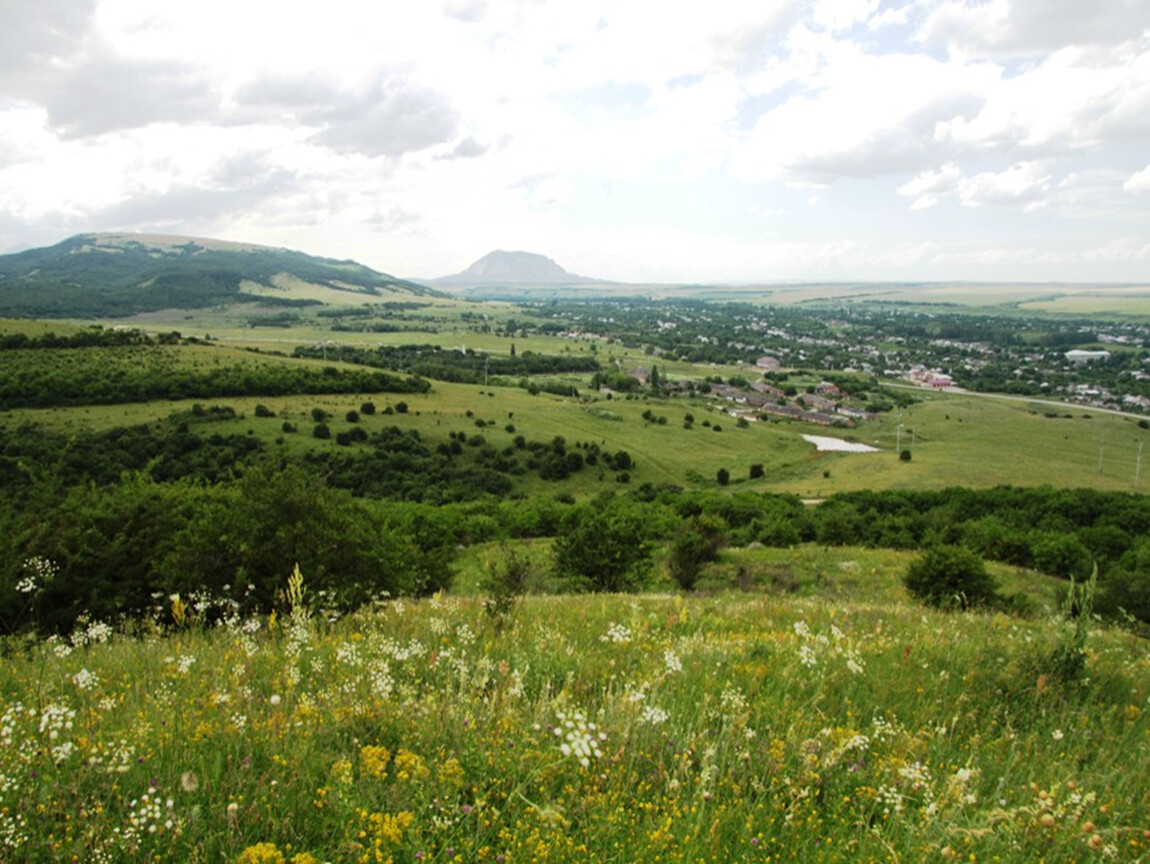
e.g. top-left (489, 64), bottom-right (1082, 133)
top-left (2, 574), bottom-right (1146, 863)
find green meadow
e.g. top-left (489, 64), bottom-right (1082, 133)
top-left (2, 568), bottom-right (1147, 863)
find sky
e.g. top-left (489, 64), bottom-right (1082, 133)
top-left (1, 0), bottom-right (1149, 284)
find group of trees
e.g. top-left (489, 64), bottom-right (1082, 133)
top-left (0, 464), bottom-right (454, 635)
top-left (6, 461), bottom-right (1150, 634)
top-left (291, 343), bottom-right (599, 386)
top-left (0, 346), bottom-right (429, 409)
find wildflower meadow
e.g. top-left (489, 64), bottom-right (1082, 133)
top-left (1, 570), bottom-right (1148, 863)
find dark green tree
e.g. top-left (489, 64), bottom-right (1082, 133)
top-left (667, 514), bottom-right (726, 591)
top-left (904, 545), bottom-right (998, 610)
top-left (552, 499), bottom-right (653, 592)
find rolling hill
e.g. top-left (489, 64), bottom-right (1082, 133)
top-left (0, 233), bottom-right (442, 318)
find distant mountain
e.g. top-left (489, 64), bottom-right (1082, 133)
top-left (433, 250), bottom-right (600, 286)
top-left (0, 233), bottom-right (442, 318)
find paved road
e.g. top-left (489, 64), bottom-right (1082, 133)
top-left (884, 382), bottom-right (1147, 422)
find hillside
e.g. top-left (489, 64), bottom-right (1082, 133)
top-left (0, 233), bottom-right (442, 317)
top-left (433, 249), bottom-right (601, 286)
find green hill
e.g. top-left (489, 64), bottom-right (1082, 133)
top-left (0, 233), bottom-right (442, 317)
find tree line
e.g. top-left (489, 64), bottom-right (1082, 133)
top-left (0, 347), bottom-right (429, 408)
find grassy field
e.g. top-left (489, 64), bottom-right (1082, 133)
top-left (7, 368), bottom-right (1148, 498)
top-left (2, 563), bottom-right (1146, 863)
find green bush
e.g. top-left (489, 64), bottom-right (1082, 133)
top-left (667, 514), bottom-right (726, 591)
top-left (552, 499), bottom-right (652, 592)
top-left (904, 545), bottom-right (998, 610)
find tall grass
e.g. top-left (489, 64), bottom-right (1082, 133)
top-left (2, 579), bottom-right (1146, 862)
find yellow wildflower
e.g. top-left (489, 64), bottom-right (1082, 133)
top-left (361, 745), bottom-right (391, 780)
top-left (394, 749), bottom-right (430, 782)
top-left (237, 842), bottom-right (285, 864)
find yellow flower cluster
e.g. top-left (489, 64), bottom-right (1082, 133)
top-left (360, 745), bottom-right (391, 780)
top-left (236, 842), bottom-right (284, 864)
top-left (436, 756), bottom-right (465, 790)
top-left (236, 846), bottom-right (319, 864)
top-left (356, 810), bottom-right (415, 864)
top-left (394, 748), bottom-right (430, 782)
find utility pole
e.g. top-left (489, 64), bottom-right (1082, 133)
top-left (1097, 431), bottom-right (1105, 475)
top-left (1136, 440), bottom-right (1143, 487)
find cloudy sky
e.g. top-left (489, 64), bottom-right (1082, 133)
top-left (1, 0), bottom-right (1149, 283)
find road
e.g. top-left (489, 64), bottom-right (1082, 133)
top-left (884, 382), bottom-right (1148, 422)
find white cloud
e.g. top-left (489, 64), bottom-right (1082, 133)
top-left (917, 0), bottom-right (1150, 55)
top-left (1, 1), bottom-right (1149, 281)
top-left (811, 0), bottom-right (880, 33)
top-left (1125, 164), bottom-right (1150, 194)
top-left (732, 36), bottom-right (997, 184)
top-left (897, 162), bottom-right (963, 209)
top-left (957, 161), bottom-right (1052, 209)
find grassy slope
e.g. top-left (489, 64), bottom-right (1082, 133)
top-left (2, 581), bottom-right (1145, 863)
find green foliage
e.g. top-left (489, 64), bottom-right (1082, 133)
top-left (0, 465), bottom-right (454, 634)
top-left (293, 343), bottom-right (599, 384)
top-left (1030, 532), bottom-right (1093, 579)
top-left (552, 498), bottom-right (654, 592)
top-left (667, 514), bottom-right (726, 591)
top-left (0, 344), bottom-right (428, 409)
top-left (480, 546), bottom-right (532, 630)
top-left (904, 545), bottom-right (999, 610)
top-left (1045, 567), bottom-right (1097, 685)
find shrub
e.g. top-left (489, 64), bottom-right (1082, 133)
top-left (904, 545), bottom-right (998, 610)
top-left (552, 500), bottom-right (652, 592)
top-left (668, 514), bottom-right (726, 591)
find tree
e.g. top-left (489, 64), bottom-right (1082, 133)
top-left (552, 500), bottom-right (653, 592)
top-left (904, 545), bottom-right (998, 610)
top-left (668, 514), bottom-right (726, 591)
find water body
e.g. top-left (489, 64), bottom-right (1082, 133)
top-left (802, 434), bottom-right (879, 453)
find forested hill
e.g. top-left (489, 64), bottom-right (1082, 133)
top-left (0, 233), bottom-right (443, 317)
